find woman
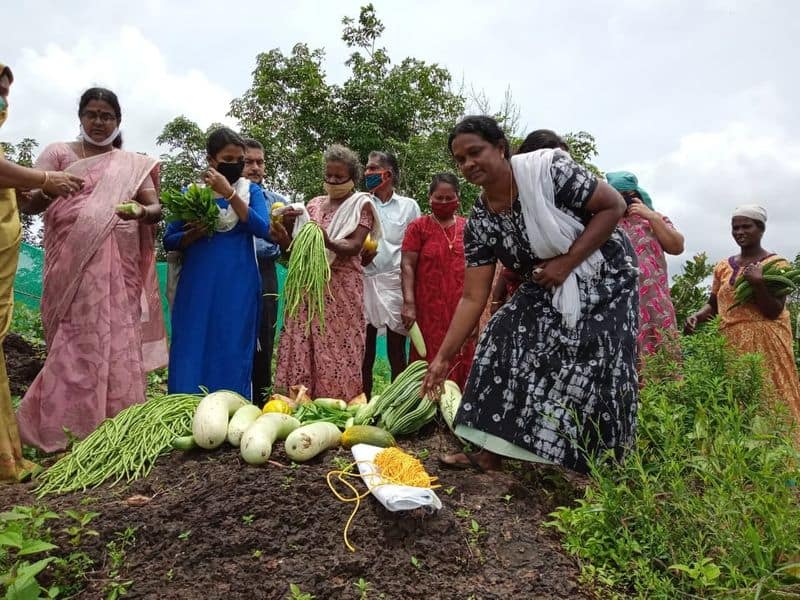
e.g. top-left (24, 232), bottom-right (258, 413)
top-left (165, 128), bottom-right (270, 400)
top-left (271, 144), bottom-right (381, 399)
top-left (0, 63), bottom-right (84, 479)
top-left (607, 171), bottom-right (683, 363)
top-left (16, 87), bottom-right (167, 453)
top-left (400, 173), bottom-right (475, 389)
top-left (421, 116), bottom-right (639, 474)
top-left (685, 205), bottom-right (800, 426)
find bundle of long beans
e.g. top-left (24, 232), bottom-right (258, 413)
top-left (731, 260), bottom-right (800, 309)
top-left (35, 393), bottom-right (202, 497)
top-left (284, 221), bottom-right (331, 333)
top-left (160, 183), bottom-right (219, 232)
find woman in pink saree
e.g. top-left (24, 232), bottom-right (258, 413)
top-left (16, 88), bottom-right (167, 452)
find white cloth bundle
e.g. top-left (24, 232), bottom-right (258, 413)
top-left (350, 443), bottom-right (442, 512)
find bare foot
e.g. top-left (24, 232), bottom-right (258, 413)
top-left (438, 450), bottom-right (502, 472)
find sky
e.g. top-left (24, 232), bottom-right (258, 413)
top-left (2, 0), bottom-right (799, 275)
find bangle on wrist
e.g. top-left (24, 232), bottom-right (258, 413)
top-left (226, 189), bottom-right (236, 201)
top-left (41, 171), bottom-right (49, 187)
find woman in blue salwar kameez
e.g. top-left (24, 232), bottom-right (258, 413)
top-left (164, 128), bottom-right (270, 400)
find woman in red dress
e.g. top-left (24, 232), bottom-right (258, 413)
top-left (401, 173), bottom-right (475, 389)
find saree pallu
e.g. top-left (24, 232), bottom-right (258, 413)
top-left (17, 145), bottom-right (167, 452)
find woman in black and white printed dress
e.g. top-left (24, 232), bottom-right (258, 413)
top-left (421, 117), bottom-right (639, 474)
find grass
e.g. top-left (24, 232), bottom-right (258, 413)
top-left (547, 322), bottom-right (800, 598)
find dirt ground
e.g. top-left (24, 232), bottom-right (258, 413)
top-left (3, 332), bottom-right (45, 397)
top-left (1, 337), bottom-right (593, 600)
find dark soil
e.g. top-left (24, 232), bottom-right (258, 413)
top-left (1, 339), bottom-right (593, 600)
top-left (3, 332), bottom-right (44, 397)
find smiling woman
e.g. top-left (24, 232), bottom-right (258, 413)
top-left (14, 87), bottom-right (169, 453)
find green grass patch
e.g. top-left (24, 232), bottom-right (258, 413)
top-left (548, 323), bottom-right (800, 598)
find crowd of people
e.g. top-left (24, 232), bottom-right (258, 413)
top-left (1, 66), bottom-right (799, 483)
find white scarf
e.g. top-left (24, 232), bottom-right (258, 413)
top-left (215, 178), bottom-right (251, 232)
top-left (286, 192), bottom-right (382, 265)
top-left (510, 149), bottom-right (604, 328)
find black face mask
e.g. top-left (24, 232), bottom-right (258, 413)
top-left (216, 161), bottom-right (245, 185)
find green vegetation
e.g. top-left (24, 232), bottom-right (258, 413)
top-left (548, 323), bottom-right (800, 598)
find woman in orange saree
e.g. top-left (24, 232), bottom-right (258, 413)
top-left (16, 88), bottom-right (167, 452)
top-left (685, 205), bottom-right (800, 435)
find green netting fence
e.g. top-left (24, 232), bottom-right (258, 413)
top-left (13, 242), bottom-right (389, 357)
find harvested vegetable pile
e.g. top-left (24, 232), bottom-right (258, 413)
top-left (160, 183), bottom-right (219, 232)
top-left (35, 393), bottom-right (202, 496)
top-left (284, 222), bottom-right (330, 332)
top-left (354, 360), bottom-right (438, 435)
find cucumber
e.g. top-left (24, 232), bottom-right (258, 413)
top-left (171, 435), bottom-right (197, 451)
top-left (341, 425), bottom-right (396, 449)
top-left (409, 322), bottom-right (427, 358)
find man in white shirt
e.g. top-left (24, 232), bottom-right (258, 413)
top-left (361, 151), bottom-right (421, 397)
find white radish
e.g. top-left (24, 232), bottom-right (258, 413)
top-left (240, 414), bottom-right (301, 465)
top-left (284, 422), bottom-right (342, 462)
top-left (226, 404), bottom-right (264, 447)
top-left (192, 390), bottom-right (248, 449)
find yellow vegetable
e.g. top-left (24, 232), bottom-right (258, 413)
top-left (362, 234), bottom-right (378, 252)
top-left (262, 398), bottom-right (293, 415)
top-left (271, 201), bottom-right (286, 224)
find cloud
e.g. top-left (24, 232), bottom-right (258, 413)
top-left (2, 26), bottom-right (235, 158)
top-left (620, 106), bottom-right (800, 277)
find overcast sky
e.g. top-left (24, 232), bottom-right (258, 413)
top-left (2, 0), bottom-right (799, 276)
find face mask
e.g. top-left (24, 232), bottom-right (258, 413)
top-left (431, 199), bottom-right (459, 220)
top-left (215, 161), bottom-right (245, 185)
top-left (79, 123), bottom-right (120, 147)
top-left (365, 172), bottom-right (386, 191)
top-left (324, 180), bottom-right (354, 199)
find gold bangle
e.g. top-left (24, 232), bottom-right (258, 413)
top-left (226, 189), bottom-right (236, 201)
top-left (41, 171), bottom-right (49, 186)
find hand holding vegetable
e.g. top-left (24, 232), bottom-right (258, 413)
top-left (115, 202), bottom-right (145, 220)
top-left (203, 167), bottom-right (235, 199)
top-left (420, 355), bottom-right (449, 402)
top-left (270, 219), bottom-right (292, 249)
top-left (180, 222), bottom-right (210, 248)
top-left (741, 262), bottom-right (764, 285)
top-left (401, 301), bottom-right (416, 330)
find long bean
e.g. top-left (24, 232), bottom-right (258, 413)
top-left (35, 393), bottom-right (202, 497)
top-left (284, 222), bottom-right (331, 334)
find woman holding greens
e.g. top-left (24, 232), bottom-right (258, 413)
top-left (164, 127), bottom-right (270, 400)
top-left (271, 144), bottom-right (381, 400)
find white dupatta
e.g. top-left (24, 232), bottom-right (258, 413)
top-left (510, 149), bottom-right (604, 328)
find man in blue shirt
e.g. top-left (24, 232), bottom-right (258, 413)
top-left (243, 139), bottom-right (286, 405)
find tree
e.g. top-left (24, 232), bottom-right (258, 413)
top-left (1, 138), bottom-right (43, 246)
top-left (156, 4), bottom-right (603, 217)
top-left (228, 3), bottom-right (465, 213)
top-left (670, 252), bottom-right (715, 329)
top-left (156, 117), bottom-right (226, 193)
